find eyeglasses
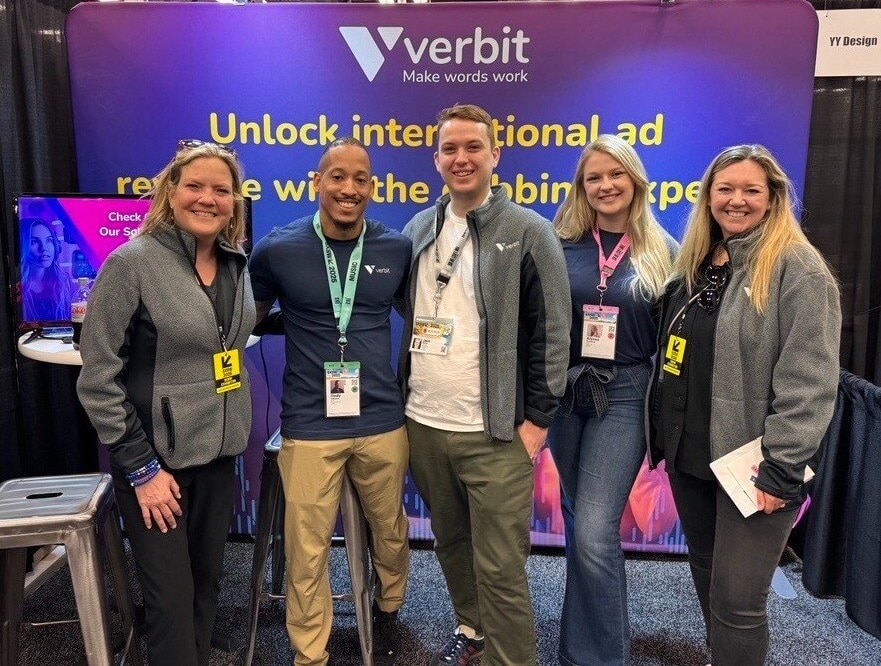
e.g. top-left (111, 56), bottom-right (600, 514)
top-left (697, 263), bottom-right (729, 313)
top-left (176, 139), bottom-right (237, 157)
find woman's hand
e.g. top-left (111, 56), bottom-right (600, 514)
top-left (134, 469), bottom-right (183, 532)
top-left (755, 489), bottom-right (787, 514)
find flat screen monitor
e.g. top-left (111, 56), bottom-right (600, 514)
top-left (13, 193), bottom-right (253, 332)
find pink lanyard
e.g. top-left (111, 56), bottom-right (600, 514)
top-left (591, 224), bottom-right (631, 306)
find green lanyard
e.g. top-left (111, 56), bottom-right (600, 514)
top-left (312, 211), bottom-right (365, 360)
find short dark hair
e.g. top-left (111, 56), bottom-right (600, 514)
top-left (318, 137), bottom-right (370, 172)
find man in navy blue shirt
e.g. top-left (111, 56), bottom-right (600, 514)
top-left (250, 138), bottom-right (411, 666)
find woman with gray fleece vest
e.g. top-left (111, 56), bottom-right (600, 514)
top-left (77, 141), bottom-right (255, 666)
top-left (649, 144), bottom-right (840, 666)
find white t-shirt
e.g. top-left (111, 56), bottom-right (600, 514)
top-left (405, 202), bottom-right (484, 431)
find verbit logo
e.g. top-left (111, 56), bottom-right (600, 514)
top-left (339, 25), bottom-right (530, 82)
top-left (339, 27), bottom-right (404, 82)
top-left (364, 265), bottom-right (391, 274)
top-left (495, 241), bottom-right (521, 252)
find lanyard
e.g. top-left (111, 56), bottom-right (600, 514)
top-left (591, 224), bottom-right (630, 307)
top-left (176, 228), bottom-right (228, 351)
top-left (313, 212), bottom-right (366, 360)
top-left (667, 292), bottom-right (702, 337)
top-left (431, 216), bottom-right (469, 317)
top-left (667, 261), bottom-right (730, 337)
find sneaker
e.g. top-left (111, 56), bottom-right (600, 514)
top-left (429, 631), bottom-right (485, 666)
top-left (372, 604), bottom-right (400, 664)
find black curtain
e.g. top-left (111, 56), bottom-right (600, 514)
top-left (0, 0), bottom-right (94, 482)
top-left (0, 0), bottom-right (880, 481)
top-left (805, 1), bottom-right (881, 383)
top-left (804, 81), bottom-right (881, 381)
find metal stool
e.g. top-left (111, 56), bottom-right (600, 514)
top-left (244, 429), bottom-right (374, 666)
top-left (0, 473), bottom-right (142, 666)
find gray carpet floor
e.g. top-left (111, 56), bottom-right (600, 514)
top-left (15, 541), bottom-right (881, 665)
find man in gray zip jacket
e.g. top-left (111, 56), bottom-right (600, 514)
top-left (399, 104), bottom-right (570, 666)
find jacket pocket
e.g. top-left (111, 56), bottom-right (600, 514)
top-left (152, 379), bottom-right (244, 467)
top-left (161, 397), bottom-right (176, 453)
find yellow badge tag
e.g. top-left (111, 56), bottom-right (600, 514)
top-left (213, 348), bottom-right (242, 393)
top-left (662, 335), bottom-right (686, 376)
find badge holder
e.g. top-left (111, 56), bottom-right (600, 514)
top-left (325, 335), bottom-right (361, 417)
top-left (663, 334), bottom-right (686, 376)
top-left (410, 227), bottom-right (467, 356)
top-left (410, 315), bottom-right (454, 355)
top-left (581, 304), bottom-right (618, 360)
top-left (213, 348), bottom-right (242, 393)
top-left (580, 226), bottom-right (629, 361)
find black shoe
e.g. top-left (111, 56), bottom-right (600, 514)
top-left (429, 632), bottom-right (485, 666)
top-left (373, 604), bottom-right (400, 664)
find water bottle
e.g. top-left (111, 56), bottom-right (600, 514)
top-left (71, 277), bottom-right (91, 349)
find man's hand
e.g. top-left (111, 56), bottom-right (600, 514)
top-left (253, 301), bottom-right (285, 336)
top-left (255, 300), bottom-right (272, 323)
top-left (134, 469), bottom-right (182, 532)
top-left (517, 419), bottom-right (547, 462)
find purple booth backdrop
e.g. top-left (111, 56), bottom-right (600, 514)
top-left (65, 0), bottom-right (818, 551)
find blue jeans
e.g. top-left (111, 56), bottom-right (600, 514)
top-left (547, 363), bottom-right (650, 666)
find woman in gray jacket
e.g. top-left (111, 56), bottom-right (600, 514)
top-left (649, 145), bottom-right (840, 666)
top-left (77, 141), bottom-right (255, 666)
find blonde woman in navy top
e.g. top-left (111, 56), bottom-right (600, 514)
top-left (548, 134), bottom-right (676, 665)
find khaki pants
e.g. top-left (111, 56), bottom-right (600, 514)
top-left (277, 427), bottom-right (410, 666)
top-left (407, 418), bottom-right (537, 666)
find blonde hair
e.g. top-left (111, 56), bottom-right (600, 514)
top-left (141, 142), bottom-right (246, 247)
top-left (553, 134), bottom-right (673, 300)
top-left (674, 144), bottom-right (825, 314)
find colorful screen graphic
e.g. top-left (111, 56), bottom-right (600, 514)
top-left (15, 195), bottom-right (151, 329)
top-left (66, 0), bottom-right (818, 549)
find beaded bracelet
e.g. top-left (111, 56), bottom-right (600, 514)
top-left (126, 458), bottom-right (161, 487)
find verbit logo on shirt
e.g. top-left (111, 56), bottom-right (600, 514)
top-left (364, 265), bottom-right (391, 275)
top-left (495, 241), bottom-right (521, 252)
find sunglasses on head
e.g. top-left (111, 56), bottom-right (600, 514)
top-left (176, 139), bottom-right (237, 157)
top-left (697, 263), bottom-right (729, 313)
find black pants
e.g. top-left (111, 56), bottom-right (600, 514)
top-left (115, 456), bottom-right (236, 666)
top-left (668, 470), bottom-right (798, 666)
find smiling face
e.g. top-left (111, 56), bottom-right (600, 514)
top-left (168, 157), bottom-right (235, 245)
top-left (314, 144), bottom-right (374, 240)
top-left (709, 159), bottom-right (771, 239)
top-left (581, 151), bottom-right (635, 232)
top-left (29, 222), bottom-right (57, 268)
top-left (434, 118), bottom-right (500, 215)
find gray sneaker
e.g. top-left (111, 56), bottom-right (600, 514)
top-left (429, 632), bottom-right (485, 665)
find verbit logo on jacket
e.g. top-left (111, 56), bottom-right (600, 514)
top-left (339, 25), bottom-right (531, 82)
top-left (495, 241), bottom-right (521, 252)
top-left (364, 265), bottom-right (391, 275)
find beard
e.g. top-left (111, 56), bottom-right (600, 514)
top-left (330, 215), bottom-right (361, 235)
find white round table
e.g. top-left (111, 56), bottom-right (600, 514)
top-left (17, 334), bottom-right (82, 366)
top-left (18, 333), bottom-right (261, 366)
